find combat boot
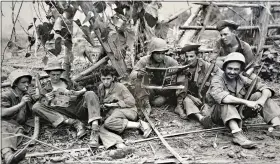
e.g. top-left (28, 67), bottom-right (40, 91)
top-left (200, 115), bottom-right (213, 129)
top-left (64, 118), bottom-right (87, 139)
top-left (267, 125), bottom-right (280, 137)
top-left (2, 148), bottom-right (26, 164)
top-left (232, 131), bottom-right (257, 149)
top-left (89, 124), bottom-right (99, 148)
top-left (139, 120), bottom-right (152, 138)
top-left (142, 97), bottom-right (152, 116)
top-left (174, 97), bottom-right (187, 119)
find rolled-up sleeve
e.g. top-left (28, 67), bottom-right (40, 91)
top-left (130, 56), bottom-right (148, 80)
top-left (1, 94), bottom-right (12, 108)
top-left (209, 75), bottom-right (230, 104)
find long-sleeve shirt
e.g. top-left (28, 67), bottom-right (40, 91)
top-left (130, 55), bottom-right (179, 80)
top-left (207, 73), bottom-right (273, 105)
top-left (98, 82), bottom-right (137, 111)
top-left (180, 58), bottom-right (222, 97)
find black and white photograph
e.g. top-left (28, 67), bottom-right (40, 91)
top-left (1, 1), bottom-right (280, 163)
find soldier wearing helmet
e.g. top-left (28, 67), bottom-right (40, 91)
top-left (130, 37), bottom-right (179, 116)
top-left (211, 20), bottom-right (255, 68)
top-left (207, 52), bottom-right (280, 149)
top-left (1, 69), bottom-right (34, 164)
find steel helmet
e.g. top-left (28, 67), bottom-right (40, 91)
top-left (148, 37), bottom-right (169, 54)
top-left (8, 69), bottom-right (32, 87)
top-left (222, 52), bottom-right (246, 70)
top-left (44, 59), bottom-right (65, 72)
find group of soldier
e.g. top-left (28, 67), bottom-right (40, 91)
top-left (2, 20), bottom-right (280, 164)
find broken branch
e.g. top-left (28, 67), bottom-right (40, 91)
top-left (128, 123), bottom-right (268, 144)
top-left (140, 108), bottom-right (184, 163)
top-left (71, 56), bottom-right (109, 82)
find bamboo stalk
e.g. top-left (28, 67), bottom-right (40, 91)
top-left (139, 108), bottom-right (184, 163)
top-left (127, 123), bottom-right (268, 144)
top-left (195, 3), bottom-right (213, 42)
top-left (178, 5), bottom-right (203, 46)
top-left (179, 24), bottom-right (280, 30)
top-left (194, 2), bottom-right (264, 8)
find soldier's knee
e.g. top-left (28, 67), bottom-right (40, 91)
top-left (32, 102), bottom-right (41, 113)
top-left (250, 92), bottom-right (262, 100)
top-left (104, 117), bottom-right (116, 129)
top-left (84, 91), bottom-right (97, 98)
top-left (183, 97), bottom-right (193, 104)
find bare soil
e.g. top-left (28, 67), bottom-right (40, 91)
top-left (2, 46), bottom-right (280, 164)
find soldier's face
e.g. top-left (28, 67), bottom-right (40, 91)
top-left (152, 51), bottom-right (165, 63)
top-left (49, 70), bottom-right (63, 84)
top-left (185, 51), bottom-right (197, 65)
top-left (15, 77), bottom-right (31, 92)
top-left (225, 62), bottom-right (242, 80)
top-left (101, 75), bottom-right (113, 88)
top-left (220, 27), bottom-right (235, 46)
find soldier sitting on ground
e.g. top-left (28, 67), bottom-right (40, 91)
top-left (95, 65), bottom-right (152, 156)
top-left (1, 70), bottom-right (35, 164)
top-left (211, 20), bottom-right (255, 68)
top-left (175, 44), bottom-right (222, 128)
top-left (32, 59), bottom-right (101, 147)
top-left (207, 52), bottom-right (280, 149)
top-left (130, 37), bottom-right (180, 116)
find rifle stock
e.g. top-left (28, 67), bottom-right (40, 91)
top-left (35, 73), bottom-right (50, 106)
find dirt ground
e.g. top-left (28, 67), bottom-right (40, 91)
top-left (2, 47), bottom-right (280, 164)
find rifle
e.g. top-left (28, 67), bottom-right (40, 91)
top-left (239, 63), bottom-right (264, 126)
top-left (198, 60), bottom-right (215, 101)
top-left (35, 73), bottom-right (50, 106)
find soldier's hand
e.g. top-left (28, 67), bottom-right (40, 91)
top-left (246, 101), bottom-right (262, 111)
top-left (137, 70), bottom-right (147, 78)
top-left (45, 92), bottom-right (55, 101)
top-left (21, 95), bottom-right (31, 103)
top-left (104, 103), bottom-right (119, 107)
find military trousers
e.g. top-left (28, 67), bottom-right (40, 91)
top-left (32, 91), bottom-right (101, 127)
top-left (211, 92), bottom-right (280, 126)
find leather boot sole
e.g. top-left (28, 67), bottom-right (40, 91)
top-left (232, 140), bottom-right (258, 149)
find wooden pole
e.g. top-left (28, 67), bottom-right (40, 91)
top-left (195, 3), bottom-right (213, 42)
top-left (193, 2), bottom-right (280, 8)
top-left (254, 2), bottom-right (271, 61)
top-left (178, 5), bottom-right (203, 47)
top-left (139, 108), bottom-right (184, 163)
top-left (127, 123), bottom-right (268, 144)
top-left (179, 24), bottom-right (280, 31)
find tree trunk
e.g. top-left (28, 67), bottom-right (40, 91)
top-left (61, 5), bottom-right (77, 80)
